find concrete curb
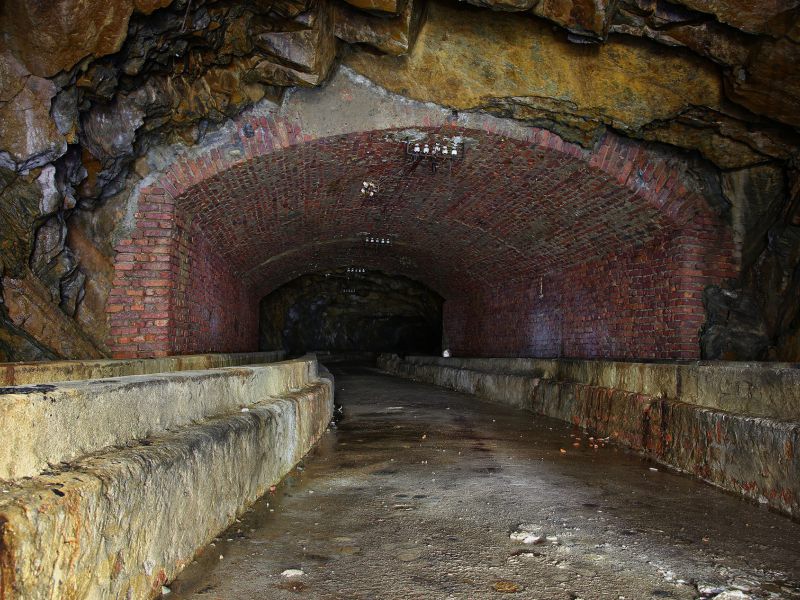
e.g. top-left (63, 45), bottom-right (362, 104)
top-left (379, 354), bottom-right (799, 520)
top-left (0, 379), bottom-right (333, 599)
top-left (0, 350), bottom-right (286, 386)
top-left (0, 358), bottom-right (314, 480)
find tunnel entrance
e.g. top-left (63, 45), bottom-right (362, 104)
top-left (106, 120), bottom-right (736, 360)
top-left (258, 270), bottom-right (443, 357)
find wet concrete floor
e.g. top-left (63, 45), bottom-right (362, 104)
top-left (168, 364), bottom-right (800, 599)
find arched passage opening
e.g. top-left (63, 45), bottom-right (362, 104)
top-left (106, 117), bottom-right (737, 360)
top-left (259, 269), bottom-right (443, 357)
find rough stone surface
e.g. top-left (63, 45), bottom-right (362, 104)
top-left (344, 2), bottom-right (724, 142)
top-left (532, 0), bottom-right (618, 39)
top-left (343, 0), bottom-right (407, 14)
top-left (0, 0), bottom-right (167, 78)
top-left (334, 0), bottom-right (424, 55)
top-left (671, 0), bottom-right (799, 35)
top-left (379, 354), bottom-right (800, 518)
top-left (725, 13), bottom-right (800, 129)
top-left (0, 57), bottom-right (66, 171)
top-left (0, 357), bottom-right (317, 479)
top-left (0, 357), bottom-right (333, 600)
top-left (1, 274), bottom-right (104, 360)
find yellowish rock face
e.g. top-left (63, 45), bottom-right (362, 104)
top-left (345, 1), bottom-right (723, 134)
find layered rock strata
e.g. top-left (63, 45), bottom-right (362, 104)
top-left (0, 0), bottom-right (798, 360)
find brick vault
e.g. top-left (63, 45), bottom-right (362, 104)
top-left (107, 116), bottom-right (737, 360)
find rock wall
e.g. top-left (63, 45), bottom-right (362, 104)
top-left (0, 0), bottom-right (798, 361)
top-left (259, 270), bottom-right (443, 355)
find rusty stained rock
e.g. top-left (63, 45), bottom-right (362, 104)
top-left (334, 0), bottom-right (426, 55)
top-left (170, 57), bottom-right (274, 125)
top-left (725, 11), bottom-right (800, 128)
top-left (0, 0), bottom-right (172, 79)
top-left (611, 0), bottom-right (754, 67)
top-left (532, 0), bottom-right (618, 39)
top-left (670, 0), bottom-right (800, 36)
top-left (0, 169), bottom-right (48, 277)
top-left (461, 0), bottom-right (538, 12)
top-left (0, 54), bottom-right (66, 171)
top-left (343, 0), bottom-right (408, 15)
top-left (345, 1), bottom-right (722, 139)
top-left (640, 107), bottom-right (800, 169)
top-left (65, 228), bottom-right (118, 355)
top-left (250, 0), bottom-right (337, 87)
top-left (1, 273), bottom-right (103, 359)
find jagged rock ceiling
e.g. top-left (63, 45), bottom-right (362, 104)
top-left (0, 0), bottom-right (798, 361)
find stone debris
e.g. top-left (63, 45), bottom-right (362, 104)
top-left (713, 592), bottom-right (752, 600)
top-left (492, 580), bottom-right (522, 593)
top-left (281, 569), bottom-right (305, 578)
top-left (510, 524), bottom-right (546, 545)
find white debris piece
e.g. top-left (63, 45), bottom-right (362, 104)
top-left (510, 524), bottom-right (544, 544)
top-left (161, 586), bottom-right (171, 595)
top-left (697, 583), bottom-right (725, 596)
top-left (281, 569), bottom-right (305, 578)
top-left (714, 592), bottom-right (751, 600)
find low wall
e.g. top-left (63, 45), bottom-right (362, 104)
top-left (401, 355), bottom-right (800, 421)
top-left (0, 350), bottom-right (285, 386)
top-left (0, 357), bottom-right (313, 480)
top-left (379, 354), bottom-right (800, 519)
top-left (0, 353), bottom-right (333, 599)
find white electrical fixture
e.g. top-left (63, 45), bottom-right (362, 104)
top-left (346, 267), bottom-right (366, 274)
top-left (405, 138), bottom-right (464, 173)
top-left (360, 181), bottom-right (379, 197)
top-left (364, 235), bottom-right (392, 245)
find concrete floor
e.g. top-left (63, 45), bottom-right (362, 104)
top-left (168, 364), bottom-right (800, 600)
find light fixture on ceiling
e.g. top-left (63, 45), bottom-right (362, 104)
top-left (360, 181), bottom-right (379, 197)
top-left (346, 267), bottom-right (366, 274)
top-left (363, 235), bottom-right (392, 246)
top-left (405, 138), bottom-right (465, 174)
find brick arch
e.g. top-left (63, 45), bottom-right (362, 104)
top-left (107, 115), bottom-right (737, 359)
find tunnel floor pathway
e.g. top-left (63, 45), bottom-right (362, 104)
top-left (169, 364), bottom-right (800, 600)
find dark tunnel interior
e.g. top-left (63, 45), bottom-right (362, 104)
top-left (258, 270), bottom-right (443, 357)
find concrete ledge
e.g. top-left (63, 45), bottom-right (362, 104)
top-left (0, 380), bottom-right (333, 599)
top-left (0, 351), bottom-right (285, 386)
top-left (0, 357), bottom-right (317, 480)
top-left (380, 354), bottom-right (800, 519)
top-left (401, 355), bottom-right (800, 421)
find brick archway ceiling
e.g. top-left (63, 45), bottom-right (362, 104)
top-left (177, 128), bottom-right (680, 299)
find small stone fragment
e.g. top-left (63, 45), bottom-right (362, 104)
top-left (493, 580), bottom-right (522, 592)
top-left (281, 568), bottom-right (305, 577)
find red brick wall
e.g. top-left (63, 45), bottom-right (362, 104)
top-left (106, 116), bottom-right (737, 360)
top-left (107, 188), bottom-right (257, 358)
top-left (172, 214), bottom-right (259, 355)
top-left (444, 219), bottom-right (736, 360)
